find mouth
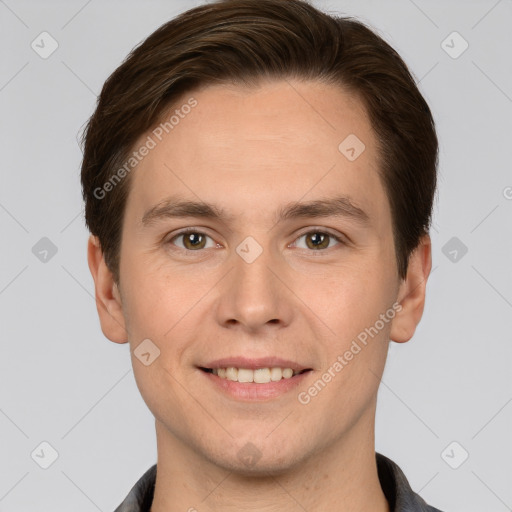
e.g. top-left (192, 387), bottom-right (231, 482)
top-left (198, 366), bottom-right (312, 384)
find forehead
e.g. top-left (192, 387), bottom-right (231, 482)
top-left (124, 79), bottom-right (389, 230)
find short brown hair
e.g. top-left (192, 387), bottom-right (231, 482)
top-left (81, 0), bottom-right (438, 284)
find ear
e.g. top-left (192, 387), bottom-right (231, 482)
top-left (390, 234), bottom-right (432, 343)
top-left (87, 235), bottom-right (128, 344)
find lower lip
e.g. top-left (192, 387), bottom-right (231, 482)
top-left (199, 369), bottom-right (312, 401)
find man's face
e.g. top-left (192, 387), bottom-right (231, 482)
top-left (114, 79), bottom-right (403, 473)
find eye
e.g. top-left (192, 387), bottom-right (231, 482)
top-left (169, 230), bottom-right (217, 251)
top-left (291, 230), bottom-right (344, 251)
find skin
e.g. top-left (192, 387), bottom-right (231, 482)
top-left (88, 79), bottom-right (431, 512)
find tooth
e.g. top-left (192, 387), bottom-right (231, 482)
top-left (254, 368), bottom-right (271, 383)
top-left (213, 367), bottom-right (300, 382)
top-left (225, 367), bottom-right (238, 381)
top-left (237, 368), bottom-right (254, 383)
top-left (282, 368), bottom-right (293, 379)
top-left (270, 367), bottom-right (282, 381)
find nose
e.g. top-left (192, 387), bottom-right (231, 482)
top-left (214, 243), bottom-right (294, 333)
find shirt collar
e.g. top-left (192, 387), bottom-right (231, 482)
top-left (115, 452), bottom-right (443, 512)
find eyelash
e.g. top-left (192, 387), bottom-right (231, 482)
top-left (291, 230), bottom-right (345, 251)
top-left (166, 228), bottom-right (346, 252)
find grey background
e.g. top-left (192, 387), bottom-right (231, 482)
top-left (1, 0), bottom-right (511, 510)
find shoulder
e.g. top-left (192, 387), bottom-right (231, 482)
top-left (376, 452), bottom-right (445, 512)
top-left (114, 465), bottom-right (157, 512)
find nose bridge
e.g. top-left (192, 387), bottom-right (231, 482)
top-left (216, 238), bottom-right (291, 330)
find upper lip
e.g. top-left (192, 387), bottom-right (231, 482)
top-left (199, 357), bottom-right (312, 372)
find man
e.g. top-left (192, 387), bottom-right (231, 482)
top-left (82, 0), bottom-right (443, 510)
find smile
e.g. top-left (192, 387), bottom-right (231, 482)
top-left (200, 366), bottom-right (310, 383)
top-left (198, 366), bottom-right (313, 401)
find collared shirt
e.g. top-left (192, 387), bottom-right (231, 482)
top-left (114, 452), bottom-right (444, 512)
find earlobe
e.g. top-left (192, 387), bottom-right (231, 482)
top-left (390, 234), bottom-right (432, 344)
top-left (87, 235), bottom-right (128, 344)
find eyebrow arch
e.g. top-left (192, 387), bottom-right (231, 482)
top-left (276, 196), bottom-right (370, 225)
top-left (141, 197), bottom-right (233, 227)
top-left (140, 195), bottom-right (370, 227)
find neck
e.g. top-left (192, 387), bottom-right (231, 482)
top-left (150, 406), bottom-right (389, 512)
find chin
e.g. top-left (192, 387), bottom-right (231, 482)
top-left (207, 440), bottom-right (308, 477)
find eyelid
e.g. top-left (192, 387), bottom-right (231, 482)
top-left (290, 227), bottom-right (348, 247)
top-left (166, 227), bottom-right (220, 249)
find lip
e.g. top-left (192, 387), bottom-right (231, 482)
top-left (198, 367), bottom-right (313, 401)
top-left (200, 356), bottom-right (311, 372)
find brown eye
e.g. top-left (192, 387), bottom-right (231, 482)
top-left (171, 231), bottom-right (215, 250)
top-left (183, 232), bottom-right (206, 250)
top-left (292, 230), bottom-right (343, 251)
top-left (305, 232), bottom-right (330, 250)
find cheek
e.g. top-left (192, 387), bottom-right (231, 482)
top-left (121, 263), bottom-right (201, 419)
top-left (120, 249), bottom-right (191, 336)
top-left (300, 256), bottom-right (396, 337)
top-left (298, 265), bottom-right (395, 423)
top-left (120, 254), bottom-right (214, 379)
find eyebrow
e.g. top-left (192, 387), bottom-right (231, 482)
top-left (141, 195), bottom-right (370, 227)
